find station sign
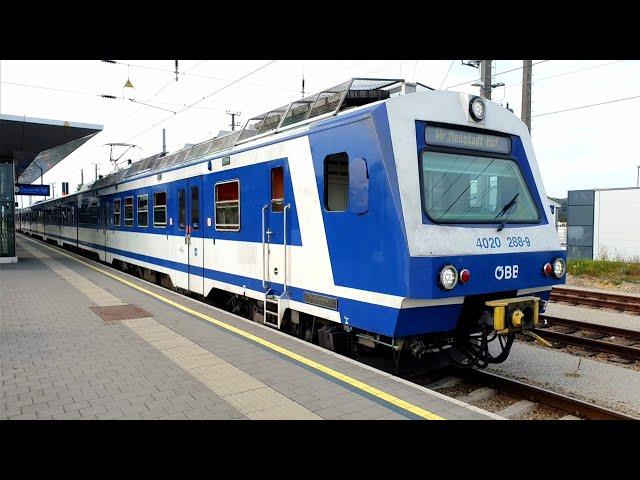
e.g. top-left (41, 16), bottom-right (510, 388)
top-left (425, 126), bottom-right (511, 155)
top-left (15, 183), bottom-right (50, 196)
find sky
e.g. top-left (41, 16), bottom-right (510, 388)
top-left (2, 59), bottom-right (640, 205)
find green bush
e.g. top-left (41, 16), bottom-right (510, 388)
top-left (567, 259), bottom-right (640, 283)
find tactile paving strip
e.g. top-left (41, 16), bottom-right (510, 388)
top-left (90, 304), bottom-right (152, 322)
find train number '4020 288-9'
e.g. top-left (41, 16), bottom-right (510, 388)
top-left (475, 236), bottom-right (531, 249)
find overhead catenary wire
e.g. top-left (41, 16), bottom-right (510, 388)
top-left (119, 60), bottom-right (208, 121)
top-left (101, 60), bottom-right (299, 94)
top-left (438, 60), bottom-right (456, 89)
top-left (1, 81), bottom-right (97, 97)
top-left (444, 60), bottom-right (549, 90)
top-left (502, 60), bottom-right (626, 90)
top-left (124, 60), bottom-right (278, 143)
top-left (532, 93), bottom-right (640, 118)
top-left (1, 80), bottom-right (222, 112)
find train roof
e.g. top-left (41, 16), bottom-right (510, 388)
top-left (90, 78), bottom-right (432, 191)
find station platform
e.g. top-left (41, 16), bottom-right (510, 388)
top-left (1, 234), bottom-right (499, 420)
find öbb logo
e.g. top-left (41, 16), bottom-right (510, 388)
top-left (495, 265), bottom-right (519, 280)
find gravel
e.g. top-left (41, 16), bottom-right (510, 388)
top-left (473, 392), bottom-right (519, 412)
top-left (514, 404), bottom-right (566, 420)
top-left (437, 382), bottom-right (480, 399)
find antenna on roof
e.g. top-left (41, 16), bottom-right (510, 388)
top-left (301, 75), bottom-right (305, 98)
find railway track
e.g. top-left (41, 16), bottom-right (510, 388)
top-left (406, 368), bottom-right (637, 420)
top-left (551, 287), bottom-right (640, 314)
top-left (532, 314), bottom-right (640, 360)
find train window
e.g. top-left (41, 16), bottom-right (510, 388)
top-left (271, 167), bottom-right (284, 213)
top-left (324, 153), bottom-right (348, 211)
top-left (178, 188), bottom-right (186, 229)
top-left (191, 186), bottom-right (200, 230)
top-left (137, 194), bottom-right (148, 227)
top-left (113, 199), bottom-right (121, 226)
top-left (89, 200), bottom-right (99, 226)
top-left (421, 152), bottom-right (539, 223)
top-left (124, 196), bottom-right (134, 227)
top-left (153, 192), bottom-right (167, 227)
top-left (79, 200), bottom-right (89, 224)
top-left (215, 180), bottom-right (240, 231)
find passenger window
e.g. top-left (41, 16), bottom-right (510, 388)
top-left (89, 200), bottom-right (98, 226)
top-left (271, 167), bottom-right (284, 213)
top-left (215, 180), bottom-right (240, 231)
top-left (113, 199), bottom-right (121, 226)
top-left (137, 194), bottom-right (148, 227)
top-left (124, 197), bottom-right (133, 227)
top-left (324, 153), bottom-right (348, 211)
top-left (178, 188), bottom-right (186, 229)
top-left (153, 192), bottom-right (167, 227)
top-left (191, 186), bottom-right (200, 229)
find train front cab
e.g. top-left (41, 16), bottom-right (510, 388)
top-left (388, 93), bottom-right (567, 365)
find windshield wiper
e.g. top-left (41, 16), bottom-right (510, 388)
top-left (495, 193), bottom-right (519, 232)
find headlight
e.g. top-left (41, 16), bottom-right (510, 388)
top-left (439, 265), bottom-right (459, 290)
top-left (553, 258), bottom-right (566, 278)
top-left (469, 96), bottom-right (486, 121)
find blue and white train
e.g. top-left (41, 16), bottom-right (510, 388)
top-left (17, 78), bottom-right (566, 367)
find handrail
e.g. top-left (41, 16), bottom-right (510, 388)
top-left (283, 203), bottom-right (290, 295)
top-left (261, 204), bottom-right (268, 289)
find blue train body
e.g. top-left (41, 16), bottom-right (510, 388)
top-left (17, 79), bottom-right (566, 366)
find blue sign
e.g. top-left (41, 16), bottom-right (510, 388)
top-left (15, 184), bottom-right (50, 196)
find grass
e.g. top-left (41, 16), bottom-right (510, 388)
top-left (567, 258), bottom-right (640, 285)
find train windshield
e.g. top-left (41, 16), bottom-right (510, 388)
top-left (421, 151), bottom-right (539, 224)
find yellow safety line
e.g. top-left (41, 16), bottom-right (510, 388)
top-left (19, 235), bottom-right (444, 420)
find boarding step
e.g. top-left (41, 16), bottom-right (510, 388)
top-left (263, 294), bottom-right (289, 329)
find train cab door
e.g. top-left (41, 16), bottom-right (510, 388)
top-left (264, 164), bottom-right (289, 296)
top-left (187, 177), bottom-right (204, 295)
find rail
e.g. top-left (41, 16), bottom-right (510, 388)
top-left (551, 287), bottom-right (640, 314)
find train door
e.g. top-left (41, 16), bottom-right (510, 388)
top-left (101, 197), bottom-right (112, 263)
top-left (174, 180), bottom-right (189, 290)
top-left (173, 177), bottom-right (204, 293)
top-left (55, 203), bottom-right (62, 245)
top-left (188, 177), bottom-right (204, 295)
top-left (262, 163), bottom-right (290, 327)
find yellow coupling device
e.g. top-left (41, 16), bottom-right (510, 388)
top-left (486, 296), bottom-right (540, 334)
top-left (511, 309), bottom-right (524, 328)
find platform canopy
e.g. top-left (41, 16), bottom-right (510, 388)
top-left (0, 114), bottom-right (103, 184)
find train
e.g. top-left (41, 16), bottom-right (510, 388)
top-left (16, 78), bottom-right (566, 369)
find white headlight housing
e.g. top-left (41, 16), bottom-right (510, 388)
top-left (553, 258), bottom-right (566, 278)
top-left (469, 96), bottom-right (486, 121)
top-left (439, 265), bottom-right (459, 290)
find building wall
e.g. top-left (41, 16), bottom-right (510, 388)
top-left (593, 188), bottom-right (640, 261)
top-left (567, 189), bottom-right (594, 260)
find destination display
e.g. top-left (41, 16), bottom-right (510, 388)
top-left (425, 126), bottom-right (511, 155)
top-left (15, 184), bottom-right (50, 196)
